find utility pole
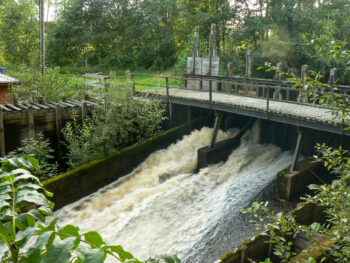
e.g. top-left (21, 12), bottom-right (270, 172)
top-left (40, 0), bottom-right (45, 75)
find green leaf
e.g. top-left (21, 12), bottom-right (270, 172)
top-left (84, 231), bottom-right (104, 248)
top-left (59, 225), bottom-right (80, 240)
top-left (42, 237), bottom-right (76, 263)
top-left (311, 222), bottom-right (321, 232)
top-left (107, 245), bottom-right (134, 260)
top-left (23, 156), bottom-right (40, 170)
top-left (16, 227), bottom-right (35, 248)
top-left (16, 190), bottom-right (50, 208)
top-left (21, 231), bottom-right (54, 263)
top-left (83, 248), bottom-right (104, 263)
top-left (146, 255), bottom-right (180, 263)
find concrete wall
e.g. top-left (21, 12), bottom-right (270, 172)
top-left (43, 117), bottom-right (210, 209)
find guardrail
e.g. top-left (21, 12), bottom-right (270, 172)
top-left (131, 73), bottom-right (350, 127)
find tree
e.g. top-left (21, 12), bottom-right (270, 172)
top-left (0, 0), bottom-right (39, 66)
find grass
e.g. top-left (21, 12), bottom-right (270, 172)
top-left (73, 71), bottom-right (184, 93)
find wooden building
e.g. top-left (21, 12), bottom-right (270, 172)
top-left (0, 73), bottom-right (19, 104)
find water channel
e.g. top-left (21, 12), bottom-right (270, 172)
top-left (55, 123), bottom-right (292, 262)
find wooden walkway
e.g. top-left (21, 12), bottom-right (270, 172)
top-left (0, 100), bottom-right (96, 121)
top-left (0, 99), bottom-right (96, 156)
top-left (141, 88), bottom-right (349, 136)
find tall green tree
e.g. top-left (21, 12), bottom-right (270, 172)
top-left (0, 0), bottom-right (39, 66)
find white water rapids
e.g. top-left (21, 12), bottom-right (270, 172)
top-left (55, 123), bottom-right (292, 262)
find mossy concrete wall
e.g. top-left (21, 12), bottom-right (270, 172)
top-left (43, 117), bottom-right (210, 209)
top-left (218, 201), bottom-right (325, 263)
top-left (276, 158), bottom-right (328, 201)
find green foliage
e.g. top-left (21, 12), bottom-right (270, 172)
top-left (8, 66), bottom-right (83, 103)
top-left (63, 84), bottom-right (166, 169)
top-left (0, 156), bottom-right (180, 263)
top-left (6, 133), bottom-right (58, 181)
top-left (242, 202), bottom-right (305, 262)
top-left (0, 0), bottom-right (39, 66)
top-left (244, 23), bottom-right (350, 262)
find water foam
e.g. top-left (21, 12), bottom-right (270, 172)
top-left (55, 124), bottom-right (292, 262)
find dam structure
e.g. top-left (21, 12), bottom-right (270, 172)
top-left (55, 123), bottom-right (293, 263)
top-left (52, 25), bottom-right (349, 263)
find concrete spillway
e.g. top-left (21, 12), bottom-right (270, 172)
top-left (55, 123), bottom-right (292, 263)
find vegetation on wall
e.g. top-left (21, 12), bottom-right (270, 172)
top-left (242, 24), bottom-right (350, 262)
top-left (62, 85), bottom-right (166, 169)
top-left (6, 132), bottom-right (59, 181)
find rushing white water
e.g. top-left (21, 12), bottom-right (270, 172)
top-left (55, 123), bottom-right (292, 263)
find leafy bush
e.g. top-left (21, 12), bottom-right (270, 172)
top-left (243, 22), bottom-right (350, 262)
top-left (7, 65), bottom-right (83, 103)
top-left (6, 132), bottom-right (58, 181)
top-left (63, 83), bottom-right (166, 169)
top-left (0, 156), bottom-right (180, 263)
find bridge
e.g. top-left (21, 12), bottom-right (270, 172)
top-left (134, 73), bottom-right (350, 137)
top-left (133, 72), bottom-right (350, 171)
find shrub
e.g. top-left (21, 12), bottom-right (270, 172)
top-left (62, 82), bottom-right (166, 169)
top-left (6, 132), bottom-right (58, 181)
top-left (8, 65), bottom-right (83, 103)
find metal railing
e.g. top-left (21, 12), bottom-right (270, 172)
top-left (131, 73), bottom-right (350, 116)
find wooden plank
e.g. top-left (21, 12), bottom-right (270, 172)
top-left (0, 109), bottom-right (5, 157)
top-left (32, 102), bottom-right (50, 109)
top-left (62, 101), bottom-right (76, 107)
top-left (66, 100), bottom-right (81, 107)
top-left (27, 105), bottom-right (35, 138)
top-left (6, 104), bottom-right (22, 111)
top-left (83, 82), bottom-right (104, 88)
top-left (26, 103), bottom-right (40, 110)
top-left (83, 73), bottom-right (110, 79)
top-left (0, 104), bottom-right (12, 112)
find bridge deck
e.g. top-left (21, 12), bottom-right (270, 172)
top-left (142, 88), bottom-right (348, 136)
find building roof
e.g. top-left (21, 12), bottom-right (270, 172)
top-left (0, 73), bottom-right (20, 84)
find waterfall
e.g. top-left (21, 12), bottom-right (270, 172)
top-left (55, 124), bottom-right (292, 262)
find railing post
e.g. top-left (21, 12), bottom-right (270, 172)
top-left (104, 77), bottom-right (107, 111)
top-left (226, 62), bottom-right (233, 93)
top-left (245, 49), bottom-right (252, 94)
top-left (298, 64), bottom-right (309, 103)
top-left (83, 75), bottom-right (86, 99)
top-left (28, 104), bottom-right (35, 138)
top-left (209, 80), bottom-right (213, 106)
top-left (82, 101), bottom-right (87, 124)
top-left (166, 77), bottom-right (169, 99)
top-left (328, 68), bottom-right (337, 104)
top-left (274, 62), bottom-right (282, 100)
top-left (131, 73), bottom-right (135, 94)
top-left (193, 26), bottom-right (200, 74)
top-left (209, 24), bottom-right (216, 97)
top-left (0, 109), bottom-right (5, 157)
top-left (266, 86), bottom-right (270, 119)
